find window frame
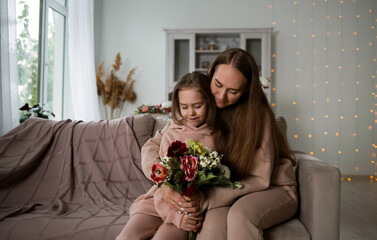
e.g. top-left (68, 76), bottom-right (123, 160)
top-left (38, 0), bottom-right (68, 119)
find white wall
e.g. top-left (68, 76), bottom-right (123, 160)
top-left (95, 0), bottom-right (377, 176)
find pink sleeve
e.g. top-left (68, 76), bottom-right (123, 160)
top-left (141, 122), bottom-right (171, 180)
top-left (154, 188), bottom-right (183, 228)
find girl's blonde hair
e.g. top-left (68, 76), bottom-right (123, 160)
top-left (171, 71), bottom-right (216, 129)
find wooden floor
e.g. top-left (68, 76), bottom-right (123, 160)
top-left (340, 177), bottom-right (377, 240)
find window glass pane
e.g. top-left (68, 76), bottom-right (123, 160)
top-left (46, 8), bottom-right (65, 120)
top-left (16, 0), bottom-right (40, 108)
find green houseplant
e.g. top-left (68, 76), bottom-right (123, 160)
top-left (19, 103), bottom-right (55, 123)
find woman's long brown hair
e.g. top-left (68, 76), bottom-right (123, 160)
top-left (207, 48), bottom-right (294, 180)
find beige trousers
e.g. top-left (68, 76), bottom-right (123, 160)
top-left (197, 186), bottom-right (298, 240)
top-left (116, 214), bottom-right (188, 240)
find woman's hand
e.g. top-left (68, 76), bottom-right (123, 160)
top-left (180, 213), bottom-right (203, 232)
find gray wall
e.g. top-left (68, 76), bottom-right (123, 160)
top-left (94, 0), bottom-right (377, 176)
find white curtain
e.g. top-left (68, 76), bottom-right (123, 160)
top-left (66, 0), bottom-right (101, 121)
top-left (0, 0), bottom-right (20, 136)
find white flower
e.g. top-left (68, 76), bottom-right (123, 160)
top-left (209, 151), bottom-right (218, 158)
top-left (260, 76), bottom-right (271, 87)
top-left (233, 182), bottom-right (243, 189)
top-left (161, 101), bottom-right (172, 108)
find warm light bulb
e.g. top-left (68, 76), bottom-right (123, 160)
top-left (321, 148), bottom-right (325, 152)
top-left (338, 150), bottom-right (342, 154)
top-left (355, 149), bottom-right (359, 152)
top-left (308, 134), bottom-right (313, 138)
top-left (324, 131), bottom-right (328, 135)
top-left (325, 115), bottom-right (329, 118)
top-left (311, 117), bottom-right (315, 121)
top-left (293, 101), bottom-right (297, 105)
top-left (294, 134), bottom-right (298, 139)
top-left (310, 152), bottom-right (314, 155)
top-left (340, 116), bottom-right (344, 120)
top-left (336, 132), bottom-right (340, 136)
top-left (296, 118), bottom-right (299, 121)
top-left (354, 115), bottom-right (358, 118)
top-left (353, 32), bottom-right (357, 36)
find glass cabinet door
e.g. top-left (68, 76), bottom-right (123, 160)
top-left (241, 32), bottom-right (272, 101)
top-left (165, 33), bottom-right (194, 100)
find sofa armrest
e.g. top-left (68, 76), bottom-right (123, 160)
top-left (295, 153), bottom-right (341, 240)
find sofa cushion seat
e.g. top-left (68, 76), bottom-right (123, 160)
top-left (265, 218), bottom-right (310, 240)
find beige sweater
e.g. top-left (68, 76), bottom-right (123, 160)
top-left (141, 117), bottom-right (297, 213)
top-left (130, 121), bottom-right (215, 228)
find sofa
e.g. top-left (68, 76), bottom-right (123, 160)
top-left (0, 113), bottom-right (340, 240)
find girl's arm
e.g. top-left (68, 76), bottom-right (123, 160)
top-left (141, 122), bottom-right (171, 179)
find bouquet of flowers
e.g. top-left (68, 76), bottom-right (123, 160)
top-left (134, 102), bottom-right (172, 115)
top-left (150, 139), bottom-right (242, 239)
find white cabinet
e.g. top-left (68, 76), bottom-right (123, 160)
top-left (165, 28), bottom-right (272, 101)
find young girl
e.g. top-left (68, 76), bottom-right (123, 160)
top-left (116, 71), bottom-right (216, 240)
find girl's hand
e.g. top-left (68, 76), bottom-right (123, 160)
top-left (160, 184), bottom-right (188, 213)
top-left (181, 193), bottom-right (201, 214)
top-left (180, 213), bottom-right (203, 232)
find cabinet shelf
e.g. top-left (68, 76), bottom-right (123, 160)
top-left (195, 50), bottom-right (224, 54)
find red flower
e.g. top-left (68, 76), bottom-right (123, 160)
top-left (150, 163), bottom-right (167, 184)
top-left (183, 182), bottom-right (198, 197)
top-left (180, 155), bottom-right (198, 182)
top-left (167, 141), bottom-right (188, 158)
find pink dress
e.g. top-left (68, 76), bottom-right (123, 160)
top-left (129, 121), bottom-right (214, 228)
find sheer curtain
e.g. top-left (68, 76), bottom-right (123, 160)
top-left (0, 0), bottom-right (20, 136)
top-left (66, 0), bottom-right (101, 121)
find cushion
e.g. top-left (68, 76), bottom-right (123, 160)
top-left (264, 218), bottom-right (310, 240)
top-left (132, 113), bottom-right (156, 148)
top-left (152, 114), bottom-right (172, 136)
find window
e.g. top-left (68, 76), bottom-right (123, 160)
top-left (16, 0), bottom-right (67, 120)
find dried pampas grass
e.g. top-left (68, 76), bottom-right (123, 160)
top-left (96, 53), bottom-right (137, 119)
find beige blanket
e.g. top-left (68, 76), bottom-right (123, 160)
top-left (0, 117), bottom-right (152, 239)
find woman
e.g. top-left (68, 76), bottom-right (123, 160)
top-left (141, 48), bottom-right (297, 239)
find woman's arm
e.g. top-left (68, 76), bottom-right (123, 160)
top-left (201, 121), bottom-right (274, 211)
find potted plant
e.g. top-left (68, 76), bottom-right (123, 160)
top-left (19, 103), bottom-right (55, 123)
